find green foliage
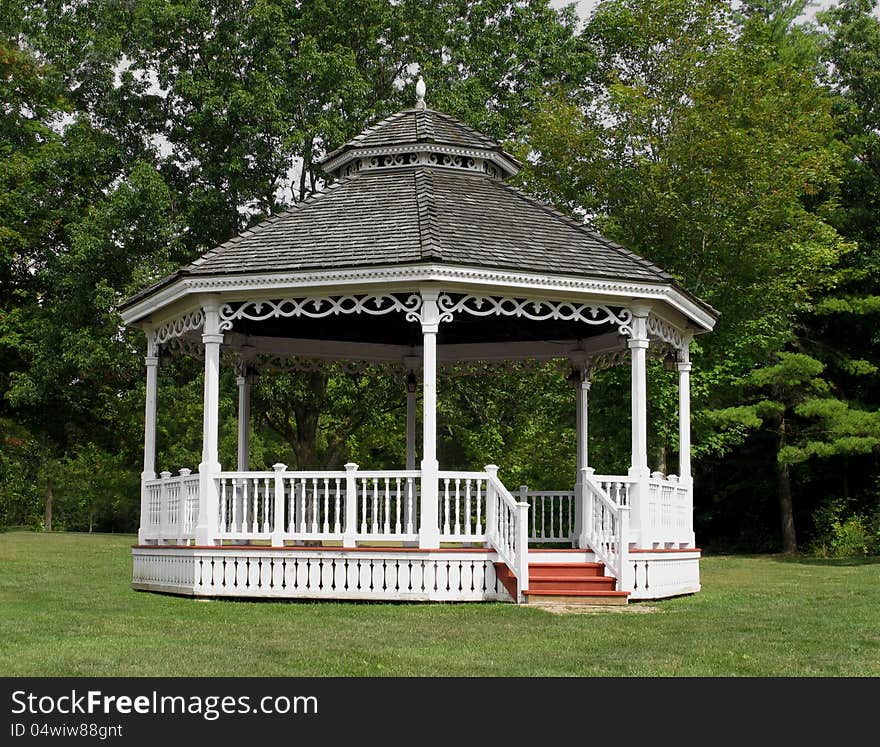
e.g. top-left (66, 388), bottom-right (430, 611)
top-left (810, 497), bottom-right (879, 557)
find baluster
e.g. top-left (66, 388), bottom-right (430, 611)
top-left (372, 479), bottom-right (379, 535)
top-left (219, 479), bottom-right (227, 533)
top-left (454, 479), bottom-right (461, 536)
top-left (252, 479), bottom-right (260, 534)
top-left (264, 477), bottom-right (271, 533)
top-left (360, 479), bottom-right (367, 534)
top-left (443, 478), bottom-right (451, 535)
top-left (383, 479), bottom-right (391, 534)
top-left (464, 480), bottom-right (472, 536)
top-left (394, 478), bottom-right (402, 535)
top-left (567, 494), bottom-right (573, 538)
top-left (475, 480), bottom-right (483, 536)
top-left (242, 479), bottom-right (249, 534)
top-left (406, 478), bottom-right (414, 534)
top-left (323, 479), bottom-right (330, 534)
top-left (298, 480), bottom-right (307, 534)
top-left (333, 477), bottom-right (342, 533)
top-left (287, 478), bottom-right (294, 532)
top-left (558, 493), bottom-right (563, 540)
top-left (311, 478), bottom-right (319, 534)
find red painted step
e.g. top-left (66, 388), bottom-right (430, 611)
top-left (529, 562), bottom-right (606, 579)
top-left (495, 561), bottom-right (630, 605)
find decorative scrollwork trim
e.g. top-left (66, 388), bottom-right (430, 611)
top-left (436, 294), bottom-right (634, 336)
top-left (647, 314), bottom-right (685, 351)
top-left (218, 294), bottom-right (423, 332)
top-left (154, 309), bottom-right (205, 345)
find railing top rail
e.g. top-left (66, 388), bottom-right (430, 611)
top-left (146, 473), bottom-right (200, 485)
top-left (437, 471), bottom-right (489, 480)
top-left (592, 474), bottom-right (637, 484)
top-left (523, 490), bottom-right (575, 497)
top-left (355, 470), bottom-right (421, 479)
top-left (216, 471), bottom-right (278, 480)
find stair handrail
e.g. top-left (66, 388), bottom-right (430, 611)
top-left (582, 469), bottom-right (630, 590)
top-left (485, 465), bottom-right (529, 601)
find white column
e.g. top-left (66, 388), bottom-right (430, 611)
top-left (628, 304), bottom-right (651, 547)
top-left (677, 342), bottom-right (692, 484)
top-left (236, 370), bottom-right (252, 472)
top-left (418, 290), bottom-right (441, 549)
top-left (405, 371), bottom-right (417, 471)
top-left (572, 368), bottom-right (591, 549)
top-left (576, 374), bottom-right (591, 473)
top-left (196, 299), bottom-right (223, 545)
top-left (678, 337), bottom-right (695, 547)
top-left (139, 328), bottom-right (159, 544)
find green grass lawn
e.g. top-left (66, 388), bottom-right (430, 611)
top-left (0, 531), bottom-right (878, 676)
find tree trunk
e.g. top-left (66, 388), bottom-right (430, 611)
top-left (44, 476), bottom-right (53, 532)
top-left (776, 417), bottom-right (797, 553)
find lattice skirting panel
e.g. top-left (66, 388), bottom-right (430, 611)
top-left (132, 547), bottom-right (512, 602)
top-left (627, 551), bottom-right (701, 600)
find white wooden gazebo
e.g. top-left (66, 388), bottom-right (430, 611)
top-left (120, 83), bottom-right (717, 604)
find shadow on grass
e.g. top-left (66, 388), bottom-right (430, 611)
top-left (769, 554), bottom-right (880, 568)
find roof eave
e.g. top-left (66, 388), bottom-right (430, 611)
top-left (118, 260), bottom-right (718, 332)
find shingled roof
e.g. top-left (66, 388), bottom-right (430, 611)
top-left (322, 107), bottom-right (511, 162)
top-left (122, 101), bottom-right (708, 314)
top-left (183, 167), bottom-right (669, 283)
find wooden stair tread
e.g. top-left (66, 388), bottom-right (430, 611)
top-left (523, 589), bottom-right (629, 597)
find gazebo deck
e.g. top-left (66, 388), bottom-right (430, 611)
top-left (133, 465), bottom-right (700, 602)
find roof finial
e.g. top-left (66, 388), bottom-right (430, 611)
top-left (415, 76), bottom-right (426, 109)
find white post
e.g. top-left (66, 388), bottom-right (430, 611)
top-left (677, 340), bottom-right (692, 484)
top-left (342, 462), bottom-right (358, 548)
top-left (617, 505), bottom-right (634, 592)
top-left (139, 328), bottom-right (159, 544)
top-left (572, 369), bottom-right (591, 548)
top-left (515, 499), bottom-right (530, 600)
top-left (578, 466), bottom-right (595, 549)
top-left (484, 464), bottom-right (498, 548)
top-left (628, 304), bottom-right (652, 548)
top-left (405, 370), bottom-right (417, 471)
top-left (418, 290), bottom-right (441, 549)
top-left (236, 370), bottom-right (252, 472)
top-left (158, 471), bottom-right (171, 543)
top-left (271, 463), bottom-right (287, 547)
top-left (196, 299), bottom-right (222, 546)
top-left (678, 336), bottom-right (695, 546)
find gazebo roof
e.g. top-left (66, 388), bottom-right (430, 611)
top-left (182, 167), bottom-right (671, 284)
top-left (121, 91), bottom-right (718, 329)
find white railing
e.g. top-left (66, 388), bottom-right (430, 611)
top-left (646, 472), bottom-right (692, 546)
top-left (520, 487), bottom-right (574, 543)
top-left (592, 475), bottom-right (635, 507)
top-left (214, 466), bottom-right (421, 544)
top-left (438, 471), bottom-right (488, 542)
top-left (142, 469), bottom-right (200, 544)
top-left (485, 467), bottom-right (529, 600)
top-left (583, 471), bottom-right (629, 589)
top-left (355, 471), bottom-right (420, 542)
top-left (218, 471), bottom-right (277, 539)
